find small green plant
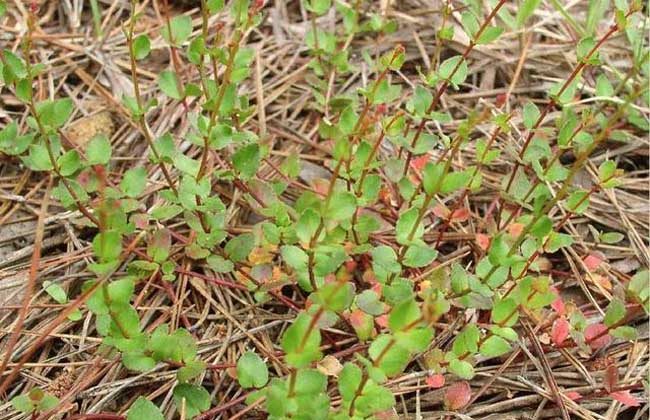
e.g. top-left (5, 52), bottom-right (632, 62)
top-left (10, 388), bottom-right (59, 417)
top-left (0, 0), bottom-right (647, 418)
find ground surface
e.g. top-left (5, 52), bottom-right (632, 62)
top-left (0, 0), bottom-right (648, 419)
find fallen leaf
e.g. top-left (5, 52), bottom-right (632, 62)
top-left (64, 111), bottom-right (114, 148)
top-left (564, 391), bottom-right (582, 401)
top-left (584, 323), bottom-right (612, 350)
top-left (604, 364), bottom-right (618, 393)
top-left (610, 391), bottom-right (640, 407)
top-left (552, 317), bottom-right (570, 346)
top-left (426, 374), bottom-right (445, 388)
top-left (317, 355), bottom-right (343, 377)
top-left (444, 381), bottom-right (471, 410)
top-left (450, 207), bottom-right (470, 222)
top-left (583, 253), bottom-right (603, 271)
top-left (476, 234), bottom-right (490, 251)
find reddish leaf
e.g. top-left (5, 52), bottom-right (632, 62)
top-left (411, 155), bottom-right (430, 173)
top-left (507, 222), bottom-right (525, 237)
top-left (444, 381), bottom-right (471, 410)
top-left (550, 287), bottom-right (565, 315)
top-left (349, 310), bottom-right (366, 328)
top-left (476, 234), bottom-right (490, 251)
top-left (584, 323), bottom-right (612, 350)
top-left (564, 391), bottom-right (582, 401)
top-left (426, 374), bottom-right (445, 389)
top-left (432, 205), bottom-right (449, 218)
top-left (496, 93), bottom-right (508, 108)
top-left (583, 253), bottom-right (603, 271)
top-left (375, 314), bottom-right (389, 329)
top-left (604, 364), bottom-right (618, 393)
top-left (551, 317), bottom-right (570, 346)
top-left (610, 391), bottom-right (640, 407)
top-left (371, 283), bottom-right (383, 296)
top-left (450, 207), bottom-right (470, 222)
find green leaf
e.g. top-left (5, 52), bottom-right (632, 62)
top-left (127, 397), bottom-right (164, 420)
top-left (23, 144), bottom-right (53, 171)
top-left (516, 0), bottom-right (542, 27)
top-left (408, 85), bottom-right (432, 117)
top-left (177, 359), bottom-right (207, 383)
top-left (600, 232), bottom-right (624, 244)
top-left (122, 353), bottom-right (157, 372)
top-left (338, 363), bottom-right (362, 401)
top-left (452, 324), bottom-right (480, 355)
top-left (43, 281), bottom-right (67, 304)
top-left (595, 74), bottom-right (614, 96)
top-left (422, 162), bottom-right (444, 194)
top-left (440, 170), bottom-right (471, 194)
top-left (438, 56), bottom-right (467, 87)
top-left (476, 26), bottom-right (503, 44)
top-left (11, 395), bottom-right (35, 414)
top-left (224, 233), bottom-right (254, 263)
top-left (576, 36), bottom-right (596, 62)
top-left (388, 298), bottom-right (421, 332)
top-left (566, 190), bottom-right (590, 214)
top-left (479, 335), bottom-right (511, 357)
top-left (522, 101), bottom-right (540, 129)
top-left (315, 282), bottom-right (354, 312)
top-left (356, 290), bottom-right (385, 316)
top-left (530, 215), bottom-right (552, 239)
top-left (237, 351), bottom-right (269, 388)
top-left (368, 334), bottom-right (409, 377)
top-left (232, 144), bottom-right (260, 179)
top-left (610, 326), bottom-right (637, 340)
top-left (39, 393), bottom-right (59, 411)
top-left (207, 0), bottom-right (224, 14)
top-left (57, 150), bottom-right (81, 177)
top-left (371, 245), bottom-right (401, 278)
top-left (109, 303), bottom-right (141, 338)
top-left (355, 382), bottom-right (396, 416)
top-left (107, 277), bottom-right (134, 305)
top-left (628, 270), bottom-right (649, 314)
top-left (305, 0), bottom-right (331, 15)
top-left (87, 135), bottom-right (112, 165)
top-left (327, 191), bottom-right (357, 221)
top-left (281, 245), bottom-right (308, 270)
top-left (403, 245), bottom-right (437, 268)
top-left (158, 70), bottom-right (184, 100)
top-left (487, 234), bottom-right (509, 267)
top-left (206, 254), bottom-right (234, 273)
top-left (120, 167), bottom-right (147, 197)
top-left (282, 313), bottom-right (322, 367)
top-left (448, 358), bottom-right (475, 379)
top-left (161, 15), bottom-right (192, 45)
top-left (492, 298), bottom-right (518, 327)
top-left (396, 207), bottom-right (423, 245)
top-left (603, 297), bottom-right (626, 327)
top-left (93, 230), bottom-right (122, 262)
top-left (546, 232), bottom-right (574, 252)
top-left (296, 209), bottom-right (320, 243)
top-left (133, 35), bottom-right (151, 60)
top-left (395, 327), bottom-right (433, 352)
top-left (489, 326), bottom-right (519, 341)
top-left (172, 384), bottom-right (211, 419)
top-left (36, 98), bottom-right (74, 128)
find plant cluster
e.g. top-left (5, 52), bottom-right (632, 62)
top-left (1, 0), bottom-right (648, 419)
